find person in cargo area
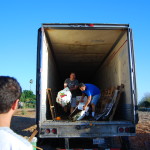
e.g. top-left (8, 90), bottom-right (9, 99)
top-left (64, 73), bottom-right (79, 113)
top-left (0, 76), bottom-right (33, 150)
top-left (79, 83), bottom-right (100, 119)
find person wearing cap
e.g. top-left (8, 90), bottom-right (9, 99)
top-left (0, 76), bottom-right (33, 150)
top-left (79, 83), bottom-right (101, 119)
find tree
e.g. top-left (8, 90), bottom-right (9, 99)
top-left (20, 90), bottom-right (36, 102)
top-left (138, 93), bottom-right (150, 108)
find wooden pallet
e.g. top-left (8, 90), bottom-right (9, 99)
top-left (96, 84), bottom-right (124, 120)
top-left (109, 84), bottom-right (124, 120)
top-left (98, 87), bottom-right (116, 113)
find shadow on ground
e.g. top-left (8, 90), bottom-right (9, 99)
top-left (10, 116), bottom-right (36, 137)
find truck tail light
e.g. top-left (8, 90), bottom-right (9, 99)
top-left (45, 128), bottom-right (50, 134)
top-left (118, 127), bottom-right (124, 133)
top-left (52, 128), bottom-right (57, 134)
top-left (118, 127), bottom-right (135, 133)
top-left (125, 127), bottom-right (130, 133)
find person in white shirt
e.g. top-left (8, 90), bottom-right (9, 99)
top-left (0, 76), bottom-right (33, 150)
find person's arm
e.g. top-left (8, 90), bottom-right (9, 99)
top-left (80, 93), bottom-right (85, 102)
top-left (83, 90), bottom-right (92, 110)
top-left (64, 79), bottom-right (68, 88)
top-left (83, 96), bottom-right (92, 110)
top-left (64, 83), bottom-right (68, 88)
top-left (77, 93), bottom-right (85, 105)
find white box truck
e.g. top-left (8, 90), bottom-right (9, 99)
top-left (36, 23), bottom-right (138, 149)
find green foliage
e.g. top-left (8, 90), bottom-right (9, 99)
top-left (20, 90), bottom-right (36, 102)
top-left (20, 90), bottom-right (36, 108)
top-left (138, 93), bottom-right (150, 108)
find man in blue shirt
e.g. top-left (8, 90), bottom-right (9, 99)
top-left (79, 83), bottom-right (101, 118)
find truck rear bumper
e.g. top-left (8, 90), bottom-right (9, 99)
top-left (38, 121), bottom-right (136, 138)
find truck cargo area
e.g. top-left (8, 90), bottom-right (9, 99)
top-left (37, 24), bottom-right (137, 124)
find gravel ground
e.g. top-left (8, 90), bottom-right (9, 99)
top-left (11, 109), bottom-right (150, 150)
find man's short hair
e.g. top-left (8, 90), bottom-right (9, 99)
top-left (70, 72), bottom-right (75, 75)
top-left (0, 76), bottom-right (22, 114)
top-left (79, 83), bottom-right (85, 88)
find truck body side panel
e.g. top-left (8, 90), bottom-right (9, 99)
top-left (39, 29), bottom-right (49, 122)
top-left (93, 32), bottom-right (133, 121)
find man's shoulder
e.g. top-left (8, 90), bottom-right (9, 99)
top-left (0, 128), bottom-right (32, 149)
top-left (86, 84), bottom-right (96, 88)
top-left (64, 78), bottom-right (70, 82)
top-left (85, 83), bottom-right (92, 88)
top-left (74, 79), bottom-right (79, 83)
top-left (86, 84), bottom-right (97, 91)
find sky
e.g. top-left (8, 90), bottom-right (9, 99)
top-left (0, 0), bottom-right (150, 103)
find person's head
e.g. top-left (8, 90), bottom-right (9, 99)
top-left (79, 83), bottom-right (86, 91)
top-left (0, 76), bottom-right (22, 114)
top-left (70, 72), bottom-right (76, 80)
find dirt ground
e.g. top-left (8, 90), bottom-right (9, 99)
top-left (129, 111), bottom-right (150, 150)
top-left (11, 109), bottom-right (150, 150)
top-left (11, 109), bottom-right (36, 138)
